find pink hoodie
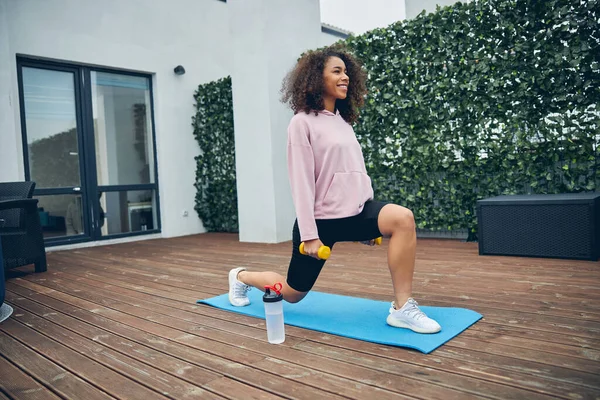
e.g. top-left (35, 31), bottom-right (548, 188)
top-left (287, 109), bottom-right (374, 241)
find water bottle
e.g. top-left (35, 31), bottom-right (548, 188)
top-left (263, 283), bottom-right (285, 344)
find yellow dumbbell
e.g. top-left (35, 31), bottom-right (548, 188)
top-left (299, 242), bottom-right (331, 260)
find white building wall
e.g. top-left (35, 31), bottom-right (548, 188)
top-left (228, 0), bottom-right (321, 243)
top-left (0, 0), bottom-right (231, 239)
top-left (0, 0), bottom-right (19, 182)
top-left (0, 0), bottom-right (327, 244)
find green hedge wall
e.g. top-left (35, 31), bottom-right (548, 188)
top-left (193, 0), bottom-right (599, 236)
top-left (192, 76), bottom-right (238, 232)
top-left (345, 0), bottom-right (599, 238)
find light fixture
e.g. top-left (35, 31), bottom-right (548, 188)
top-left (174, 65), bottom-right (186, 75)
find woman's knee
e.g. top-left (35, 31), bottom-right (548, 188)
top-left (282, 286), bottom-right (308, 303)
top-left (379, 204), bottom-right (416, 235)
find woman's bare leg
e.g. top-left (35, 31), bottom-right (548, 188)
top-left (377, 204), bottom-right (417, 308)
top-left (237, 270), bottom-right (307, 303)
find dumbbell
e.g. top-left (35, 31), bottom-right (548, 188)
top-left (299, 237), bottom-right (382, 260)
top-left (299, 242), bottom-right (331, 260)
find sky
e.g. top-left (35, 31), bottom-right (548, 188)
top-left (319, 0), bottom-right (406, 35)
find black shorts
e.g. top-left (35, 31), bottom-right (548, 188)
top-left (286, 200), bottom-right (389, 292)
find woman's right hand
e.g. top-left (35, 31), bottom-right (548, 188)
top-left (303, 238), bottom-right (325, 259)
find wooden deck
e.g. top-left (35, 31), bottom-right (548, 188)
top-left (1, 233), bottom-right (599, 399)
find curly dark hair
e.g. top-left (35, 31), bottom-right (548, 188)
top-left (280, 45), bottom-right (368, 124)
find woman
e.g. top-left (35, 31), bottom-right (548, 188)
top-left (228, 46), bottom-right (441, 334)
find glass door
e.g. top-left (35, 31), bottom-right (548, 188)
top-left (89, 71), bottom-right (159, 238)
top-left (18, 63), bottom-right (91, 243)
top-left (17, 58), bottom-right (161, 245)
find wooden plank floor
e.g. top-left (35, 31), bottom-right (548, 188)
top-left (1, 233), bottom-right (599, 399)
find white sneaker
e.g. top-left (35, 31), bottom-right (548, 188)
top-left (228, 267), bottom-right (251, 307)
top-left (386, 298), bottom-right (441, 334)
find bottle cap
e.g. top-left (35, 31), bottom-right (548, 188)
top-left (263, 282), bottom-right (283, 303)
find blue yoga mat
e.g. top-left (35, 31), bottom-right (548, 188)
top-left (198, 290), bottom-right (482, 354)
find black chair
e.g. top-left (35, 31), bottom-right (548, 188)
top-left (0, 238), bottom-right (13, 323)
top-left (0, 181), bottom-right (47, 273)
